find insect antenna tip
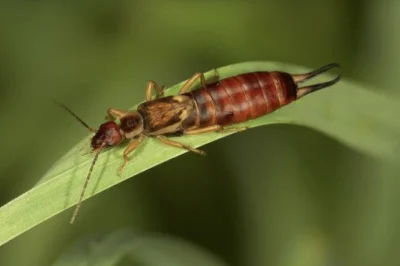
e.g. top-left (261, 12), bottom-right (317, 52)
top-left (54, 100), bottom-right (96, 132)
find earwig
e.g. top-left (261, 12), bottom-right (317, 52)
top-left (58, 63), bottom-right (340, 224)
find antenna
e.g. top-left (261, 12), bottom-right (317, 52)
top-left (69, 143), bottom-right (105, 224)
top-left (55, 101), bottom-right (96, 132)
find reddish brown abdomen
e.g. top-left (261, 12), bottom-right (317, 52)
top-left (182, 71), bottom-right (297, 129)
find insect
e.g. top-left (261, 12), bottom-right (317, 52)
top-left (58, 63), bottom-right (340, 224)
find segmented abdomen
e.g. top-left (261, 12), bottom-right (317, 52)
top-left (182, 71), bottom-right (298, 129)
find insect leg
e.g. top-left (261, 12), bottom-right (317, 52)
top-left (184, 125), bottom-right (248, 135)
top-left (184, 125), bottom-right (222, 134)
top-left (145, 81), bottom-right (167, 101)
top-left (217, 126), bottom-right (248, 134)
top-left (179, 73), bottom-right (207, 94)
top-left (179, 69), bottom-right (220, 94)
top-left (155, 136), bottom-right (206, 155)
top-left (106, 108), bottom-right (127, 121)
top-left (118, 134), bottom-right (145, 175)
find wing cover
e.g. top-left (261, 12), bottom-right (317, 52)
top-left (137, 95), bottom-right (195, 135)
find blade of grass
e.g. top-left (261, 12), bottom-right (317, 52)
top-left (52, 229), bottom-right (228, 266)
top-left (0, 61), bottom-right (399, 247)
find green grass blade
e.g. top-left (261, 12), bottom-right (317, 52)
top-left (0, 61), bottom-right (399, 247)
top-left (52, 229), bottom-right (228, 266)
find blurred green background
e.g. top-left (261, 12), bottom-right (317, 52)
top-left (1, 0), bottom-right (400, 265)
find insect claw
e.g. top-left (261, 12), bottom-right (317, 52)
top-left (292, 63), bottom-right (341, 98)
top-left (118, 162), bottom-right (127, 177)
top-left (292, 63), bottom-right (340, 84)
top-left (117, 170), bottom-right (123, 177)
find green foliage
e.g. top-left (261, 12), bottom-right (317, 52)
top-left (0, 61), bottom-right (399, 251)
top-left (52, 229), bottom-right (228, 266)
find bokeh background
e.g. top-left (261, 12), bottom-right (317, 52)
top-left (1, 1), bottom-right (400, 265)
